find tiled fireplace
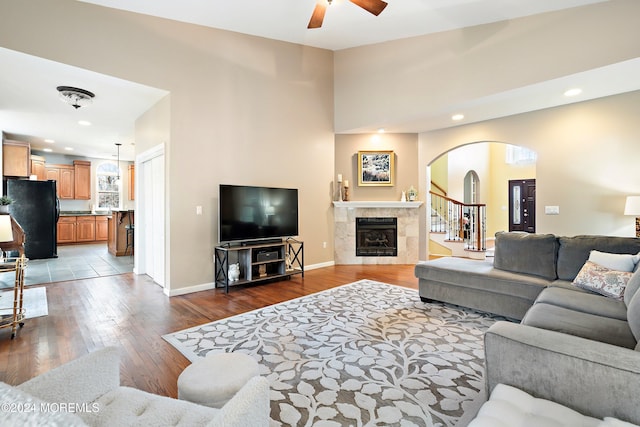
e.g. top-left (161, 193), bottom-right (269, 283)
top-left (333, 201), bottom-right (422, 265)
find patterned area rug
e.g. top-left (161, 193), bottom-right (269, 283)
top-left (163, 280), bottom-right (502, 426)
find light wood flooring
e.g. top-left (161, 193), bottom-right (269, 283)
top-left (0, 265), bottom-right (418, 398)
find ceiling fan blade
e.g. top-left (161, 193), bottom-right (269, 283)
top-left (308, 3), bottom-right (327, 29)
top-left (349, 0), bottom-right (388, 16)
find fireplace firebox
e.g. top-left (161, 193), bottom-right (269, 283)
top-left (356, 217), bottom-right (397, 256)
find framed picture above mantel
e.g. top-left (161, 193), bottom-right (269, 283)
top-left (357, 150), bottom-right (394, 186)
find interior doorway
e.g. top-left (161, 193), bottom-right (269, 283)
top-left (463, 170), bottom-right (480, 204)
top-left (136, 144), bottom-right (166, 289)
top-left (509, 179), bottom-right (536, 233)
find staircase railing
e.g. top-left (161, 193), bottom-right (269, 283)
top-left (429, 191), bottom-right (486, 252)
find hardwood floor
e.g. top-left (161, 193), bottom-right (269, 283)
top-left (0, 265), bottom-right (418, 398)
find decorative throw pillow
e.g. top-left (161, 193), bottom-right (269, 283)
top-left (588, 250), bottom-right (640, 272)
top-left (573, 261), bottom-right (633, 300)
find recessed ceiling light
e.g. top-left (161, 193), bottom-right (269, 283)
top-left (452, 114), bottom-right (465, 121)
top-left (43, 148), bottom-right (53, 153)
top-left (78, 120), bottom-right (91, 126)
top-left (377, 128), bottom-right (385, 133)
top-left (64, 147), bottom-right (74, 151)
top-left (44, 139), bottom-right (55, 143)
top-left (564, 88), bottom-right (582, 97)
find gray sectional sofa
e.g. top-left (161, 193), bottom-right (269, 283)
top-left (415, 232), bottom-right (640, 424)
top-left (414, 232), bottom-right (640, 348)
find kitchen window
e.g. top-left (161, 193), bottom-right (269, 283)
top-left (96, 162), bottom-right (120, 210)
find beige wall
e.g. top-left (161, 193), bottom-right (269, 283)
top-left (334, 0), bottom-right (640, 133)
top-left (135, 96), bottom-right (171, 159)
top-left (419, 90), bottom-right (640, 259)
top-left (334, 133), bottom-right (419, 202)
top-left (446, 143), bottom-right (490, 204)
top-left (429, 155), bottom-right (448, 195)
top-left (0, 0), bottom-right (335, 292)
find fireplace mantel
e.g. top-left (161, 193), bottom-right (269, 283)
top-left (333, 201), bottom-right (423, 208)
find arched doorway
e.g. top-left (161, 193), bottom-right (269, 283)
top-left (426, 142), bottom-right (537, 257)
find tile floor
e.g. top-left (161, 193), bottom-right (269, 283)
top-left (0, 244), bottom-right (133, 289)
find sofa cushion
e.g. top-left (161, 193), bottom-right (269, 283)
top-left (557, 236), bottom-right (640, 281)
top-left (624, 269), bottom-right (640, 307)
top-left (589, 250), bottom-right (640, 272)
top-left (534, 287), bottom-right (628, 321)
top-left (521, 302), bottom-right (637, 349)
top-left (468, 383), bottom-right (601, 427)
top-left (626, 290), bottom-right (640, 347)
top-left (415, 257), bottom-right (548, 301)
top-left (573, 261), bottom-right (632, 300)
top-left (81, 386), bottom-right (220, 427)
top-left (493, 232), bottom-right (558, 280)
top-left (0, 381), bottom-right (87, 426)
top-left (601, 418), bottom-right (640, 427)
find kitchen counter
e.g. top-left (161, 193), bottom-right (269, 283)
top-left (60, 211), bottom-right (110, 217)
top-left (107, 210), bottom-right (134, 256)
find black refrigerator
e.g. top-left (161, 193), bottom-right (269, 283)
top-left (6, 179), bottom-right (59, 259)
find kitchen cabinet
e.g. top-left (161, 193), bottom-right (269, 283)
top-left (76, 216), bottom-right (96, 242)
top-left (95, 216), bottom-right (108, 241)
top-left (128, 164), bottom-right (135, 200)
top-left (46, 165), bottom-right (75, 199)
top-left (57, 217), bottom-right (77, 244)
top-left (3, 140), bottom-right (31, 177)
top-left (58, 215), bottom-right (109, 244)
top-left (58, 165), bottom-right (75, 199)
top-left (74, 160), bottom-right (91, 200)
top-left (45, 166), bottom-right (59, 182)
top-left (30, 155), bottom-right (46, 180)
top-left (46, 161), bottom-right (91, 200)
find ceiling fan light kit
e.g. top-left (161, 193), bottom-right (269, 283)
top-left (56, 86), bottom-right (95, 109)
top-left (308, 0), bottom-right (388, 29)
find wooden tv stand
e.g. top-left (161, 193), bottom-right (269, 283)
top-left (214, 238), bottom-right (303, 293)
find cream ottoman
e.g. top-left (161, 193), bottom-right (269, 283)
top-left (177, 352), bottom-right (260, 408)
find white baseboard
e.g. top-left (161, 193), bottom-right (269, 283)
top-left (166, 282), bottom-right (216, 297)
top-left (305, 261), bottom-right (335, 270)
top-left (164, 261), bottom-right (335, 297)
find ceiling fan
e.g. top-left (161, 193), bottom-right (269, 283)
top-left (308, 0), bottom-right (388, 29)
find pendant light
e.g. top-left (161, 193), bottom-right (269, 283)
top-left (115, 143), bottom-right (122, 185)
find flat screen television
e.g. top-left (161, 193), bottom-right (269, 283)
top-left (218, 184), bottom-right (299, 243)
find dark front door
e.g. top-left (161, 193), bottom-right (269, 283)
top-left (509, 179), bottom-right (536, 233)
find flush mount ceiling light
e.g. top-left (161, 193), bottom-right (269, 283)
top-left (564, 88), bottom-right (582, 97)
top-left (56, 86), bottom-right (95, 109)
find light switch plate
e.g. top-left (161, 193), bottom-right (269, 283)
top-left (545, 205), bottom-right (560, 215)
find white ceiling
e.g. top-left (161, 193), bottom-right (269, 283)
top-left (3, 0), bottom-right (637, 160)
top-left (79, 0), bottom-right (605, 51)
top-left (0, 48), bottom-right (167, 161)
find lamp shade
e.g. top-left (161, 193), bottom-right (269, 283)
top-left (0, 215), bottom-right (14, 243)
top-left (624, 196), bottom-right (640, 216)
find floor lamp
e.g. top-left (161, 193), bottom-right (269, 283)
top-left (624, 196), bottom-right (640, 238)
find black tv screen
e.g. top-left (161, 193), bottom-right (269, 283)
top-left (218, 185), bottom-right (299, 243)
